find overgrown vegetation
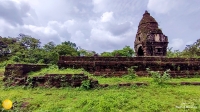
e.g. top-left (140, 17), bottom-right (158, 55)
top-left (146, 68), bottom-right (171, 85)
top-left (1, 65), bottom-right (200, 111)
top-left (123, 66), bottom-right (138, 79)
top-left (101, 46), bottom-right (134, 57)
top-left (1, 80), bottom-right (200, 111)
top-left (81, 80), bottom-right (92, 90)
top-left (166, 39), bottom-right (200, 58)
top-left (27, 65), bottom-right (91, 77)
top-left (0, 34), bottom-right (135, 66)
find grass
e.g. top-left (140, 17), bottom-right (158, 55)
top-left (95, 76), bottom-right (151, 85)
top-left (169, 78), bottom-right (200, 83)
top-left (0, 68), bottom-right (5, 77)
top-left (1, 82), bottom-right (200, 112)
top-left (1, 66), bottom-right (200, 111)
top-left (28, 65), bottom-right (92, 77)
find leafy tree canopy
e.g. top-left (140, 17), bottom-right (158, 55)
top-left (101, 46), bottom-right (134, 57)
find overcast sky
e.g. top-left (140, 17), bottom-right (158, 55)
top-left (0, 0), bottom-right (199, 53)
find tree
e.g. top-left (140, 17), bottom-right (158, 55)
top-left (112, 46), bottom-right (134, 57)
top-left (182, 39), bottom-right (200, 57)
top-left (0, 37), bottom-right (14, 60)
top-left (43, 41), bottom-right (56, 52)
top-left (100, 46), bottom-right (134, 57)
top-left (122, 46), bottom-right (135, 56)
top-left (101, 52), bottom-right (113, 56)
top-left (78, 47), bottom-right (97, 56)
top-left (18, 33), bottom-right (41, 49)
top-left (61, 41), bottom-right (78, 50)
top-left (166, 47), bottom-right (183, 58)
top-left (55, 42), bottom-right (79, 56)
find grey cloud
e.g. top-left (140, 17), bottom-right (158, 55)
top-left (32, 0), bottom-right (95, 25)
top-left (106, 22), bottom-right (132, 36)
top-left (0, 1), bottom-right (30, 26)
top-left (0, 0), bottom-right (200, 53)
top-left (20, 27), bottom-right (64, 46)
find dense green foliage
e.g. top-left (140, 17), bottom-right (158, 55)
top-left (101, 46), bottom-right (134, 57)
top-left (0, 34), bottom-right (80, 64)
top-left (0, 34), bottom-right (136, 65)
top-left (167, 39), bottom-right (200, 58)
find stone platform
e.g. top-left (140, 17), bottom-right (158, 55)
top-left (58, 56), bottom-right (200, 77)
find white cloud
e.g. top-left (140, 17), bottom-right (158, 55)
top-left (101, 12), bottom-right (114, 22)
top-left (24, 25), bottom-right (57, 35)
top-left (105, 22), bottom-right (132, 36)
top-left (88, 18), bottom-right (135, 52)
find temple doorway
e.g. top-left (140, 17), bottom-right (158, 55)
top-left (138, 46), bottom-right (144, 56)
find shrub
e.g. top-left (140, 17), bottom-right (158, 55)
top-left (81, 80), bottom-right (91, 90)
top-left (146, 68), bottom-right (171, 84)
top-left (11, 56), bottom-right (20, 62)
top-left (124, 66), bottom-right (138, 79)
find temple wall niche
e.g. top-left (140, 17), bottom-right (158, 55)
top-left (155, 34), bottom-right (160, 42)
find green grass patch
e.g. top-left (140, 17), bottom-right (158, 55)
top-left (0, 68), bottom-right (5, 77)
top-left (28, 65), bottom-right (93, 77)
top-left (1, 82), bottom-right (200, 112)
top-left (93, 76), bottom-right (152, 85)
top-left (168, 78), bottom-right (200, 83)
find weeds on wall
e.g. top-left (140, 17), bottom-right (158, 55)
top-left (124, 66), bottom-right (138, 80)
top-left (194, 72), bottom-right (200, 78)
top-left (24, 77), bottom-right (34, 89)
top-left (81, 80), bottom-right (91, 90)
top-left (146, 68), bottom-right (171, 85)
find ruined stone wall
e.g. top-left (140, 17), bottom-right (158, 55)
top-left (58, 56), bottom-right (200, 77)
top-left (6, 73), bottom-right (98, 88)
top-left (3, 64), bottom-right (49, 81)
top-left (3, 64), bottom-right (98, 88)
top-left (2, 56), bottom-right (200, 88)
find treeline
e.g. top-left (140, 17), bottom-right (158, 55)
top-left (167, 39), bottom-right (200, 58)
top-left (0, 34), bottom-right (199, 65)
top-left (0, 34), bottom-right (135, 64)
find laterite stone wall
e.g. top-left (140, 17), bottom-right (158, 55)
top-left (3, 64), bottom-right (98, 88)
top-left (3, 64), bottom-right (49, 81)
top-left (58, 56), bottom-right (200, 77)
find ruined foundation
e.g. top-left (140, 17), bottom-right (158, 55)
top-left (58, 56), bottom-right (200, 77)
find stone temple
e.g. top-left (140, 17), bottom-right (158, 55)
top-left (134, 11), bottom-right (168, 56)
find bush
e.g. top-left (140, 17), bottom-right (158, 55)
top-left (81, 80), bottom-right (91, 90)
top-left (146, 68), bottom-right (171, 84)
top-left (11, 56), bottom-right (20, 62)
top-left (124, 66), bottom-right (138, 79)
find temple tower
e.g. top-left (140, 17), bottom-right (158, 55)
top-left (134, 11), bottom-right (168, 56)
